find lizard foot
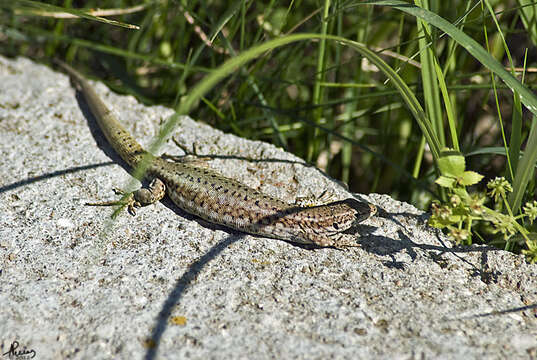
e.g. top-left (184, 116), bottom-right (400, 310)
top-left (86, 188), bottom-right (140, 216)
top-left (86, 178), bottom-right (166, 217)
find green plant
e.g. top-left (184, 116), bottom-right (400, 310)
top-left (429, 150), bottom-right (537, 262)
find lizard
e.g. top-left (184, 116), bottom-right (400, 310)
top-left (55, 60), bottom-right (376, 247)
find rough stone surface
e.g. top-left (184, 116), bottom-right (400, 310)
top-left (0, 56), bottom-right (536, 359)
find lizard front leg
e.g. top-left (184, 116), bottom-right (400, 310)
top-left (133, 178), bottom-right (166, 209)
top-left (87, 178), bottom-right (166, 216)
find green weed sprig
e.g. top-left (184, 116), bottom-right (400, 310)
top-left (429, 150), bottom-right (537, 263)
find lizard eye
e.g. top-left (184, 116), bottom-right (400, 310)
top-left (333, 222), bottom-right (339, 230)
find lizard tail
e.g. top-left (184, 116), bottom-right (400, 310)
top-left (54, 59), bottom-right (148, 168)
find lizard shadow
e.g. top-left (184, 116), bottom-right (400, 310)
top-left (358, 204), bottom-right (500, 276)
top-left (72, 88), bottom-right (134, 174)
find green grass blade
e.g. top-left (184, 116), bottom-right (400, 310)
top-left (483, 0), bottom-right (516, 180)
top-left (465, 147), bottom-right (507, 157)
top-left (508, 50), bottom-right (528, 179)
top-left (309, 0), bottom-right (331, 161)
top-left (509, 90), bottom-right (523, 177)
top-left (509, 115), bottom-right (537, 214)
top-left (10, 0), bottom-right (139, 29)
top-left (516, 0), bottom-right (537, 46)
top-left (413, 135), bottom-right (426, 178)
top-left (209, 0), bottom-right (246, 43)
top-left (415, 0), bottom-right (445, 148)
top-left (368, 0), bottom-right (537, 117)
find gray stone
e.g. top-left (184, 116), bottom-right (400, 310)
top-left (0, 56), bottom-right (535, 359)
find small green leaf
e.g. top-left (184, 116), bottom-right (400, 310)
top-left (435, 176), bottom-right (456, 188)
top-left (451, 206), bottom-right (470, 217)
top-left (452, 187), bottom-right (471, 200)
top-left (448, 214), bottom-right (464, 223)
top-left (429, 214), bottom-right (463, 228)
top-left (438, 153), bottom-right (466, 177)
top-left (460, 171), bottom-right (484, 186)
top-left (428, 217), bottom-right (451, 228)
